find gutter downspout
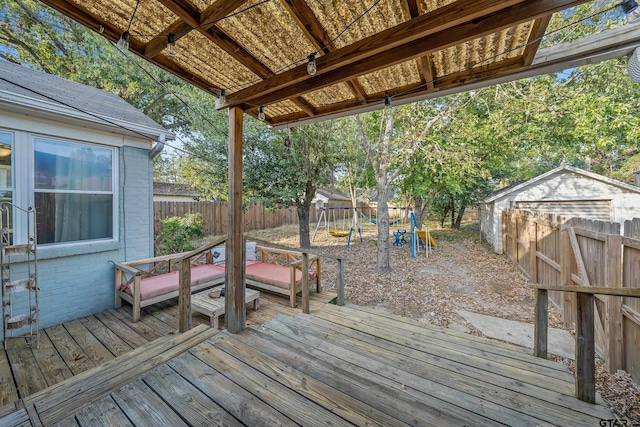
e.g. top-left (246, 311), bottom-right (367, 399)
top-left (149, 133), bottom-right (165, 159)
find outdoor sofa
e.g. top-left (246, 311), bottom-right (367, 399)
top-left (114, 241), bottom-right (321, 322)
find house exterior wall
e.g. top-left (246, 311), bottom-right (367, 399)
top-left (482, 170), bottom-right (640, 253)
top-left (0, 112), bottom-right (153, 338)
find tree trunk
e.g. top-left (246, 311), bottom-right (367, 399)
top-left (297, 205), bottom-right (311, 248)
top-left (440, 208), bottom-right (447, 228)
top-left (376, 184), bottom-right (391, 272)
top-left (450, 199), bottom-right (455, 228)
top-left (413, 196), bottom-right (431, 229)
top-left (453, 202), bottom-right (467, 229)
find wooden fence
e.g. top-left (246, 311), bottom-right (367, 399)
top-left (502, 208), bottom-right (640, 382)
top-left (154, 201), bottom-right (319, 236)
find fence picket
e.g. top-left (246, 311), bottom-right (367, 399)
top-left (502, 208), bottom-right (640, 384)
top-left (153, 201), bottom-right (318, 236)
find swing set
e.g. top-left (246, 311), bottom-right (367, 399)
top-left (312, 203), bottom-right (363, 247)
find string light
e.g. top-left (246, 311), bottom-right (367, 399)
top-left (215, 89), bottom-right (226, 109)
top-left (307, 53), bottom-right (317, 75)
top-left (258, 106), bottom-right (266, 121)
top-left (116, 30), bottom-right (130, 51)
top-left (384, 94), bottom-right (392, 107)
top-left (166, 33), bottom-right (176, 57)
top-left (621, 0), bottom-right (640, 23)
top-left (117, 0), bottom-right (140, 52)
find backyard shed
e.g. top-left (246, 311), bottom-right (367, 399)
top-left (311, 187), bottom-right (351, 209)
top-left (481, 165), bottom-right (640, 253)
top-left (153, 182), bottom-right (201, 202)
top-left (0, 60), bottom-right (173, 336)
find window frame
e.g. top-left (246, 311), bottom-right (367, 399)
top-left (30, 134), bottom-right (119, 246)
top-left (0, 127), bottom-right (119, 247)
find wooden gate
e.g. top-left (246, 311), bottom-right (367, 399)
top-left (562, 220), bottom-right (620, 360)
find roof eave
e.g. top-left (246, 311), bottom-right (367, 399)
top-left (0, 91), bottom-right (175, 142)
top-left (482, 165), bottom-right (640, 204)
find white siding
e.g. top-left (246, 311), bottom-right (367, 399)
top-left (481, 169), bottom-right (640, 254)
top-left (514, 200), bottom-right (611, 220)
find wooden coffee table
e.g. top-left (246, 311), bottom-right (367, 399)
top-left (191, 285), bottom-right (260, 329)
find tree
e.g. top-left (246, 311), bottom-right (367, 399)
top-left (355, 106), bottom-right (416, 272)
top-left (243, 122), bottom-right (338, 248)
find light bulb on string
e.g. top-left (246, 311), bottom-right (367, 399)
top-left (116, 0), bottom-right (140, 52)
top-left (116, 30), bottom-right (130, 51)
top-left (307, 53), bottom-right (317, 75)
top-left (258, 106), bottom-right (266, 121)
top-left (166, 33), bottom-right (176, 57)
top-left (216, 89), bottom-right (226, 109)
top-left (384, 94), bottom-right (392, 109)
top-left (622, 0), bottom-right (640, 23)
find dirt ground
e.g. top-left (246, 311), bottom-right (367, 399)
top-left (238, 220), bottom-right (639, 423)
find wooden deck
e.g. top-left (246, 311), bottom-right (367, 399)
top-left (0, 294), bottom-right (614, 426)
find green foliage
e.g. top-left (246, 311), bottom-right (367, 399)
top-left (156, 213), bottom-right (204, 255)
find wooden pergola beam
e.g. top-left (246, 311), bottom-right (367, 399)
top-left (522, 14), bottom-right (552, 66)
top-left (199, 0), bottom-right (250, 31)
top-left (39, 0), bottom-right (222, 95)
top-left (221, 0), bottom-right (523, 108)
top-left (204, 26), bottom-right (273, 77)
top-left (404, 0), bottom-right (436, 89)
top-left (228, 0), bottom-right (586, 109)
top-left (157, 0), bottom-right (200, 27)
top-left (279, 0), bottom-right (368, 102)
top-left (271, 22), bottom-right (640, 129)
top-left (144, 0), bottom-right (250, 58)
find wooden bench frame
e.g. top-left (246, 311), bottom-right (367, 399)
top-left (114, 238), bottom-right (226, 322)
top-left (114, 239), bottom-right (322, 322)
top-left (248, 245), bottom-right (321, 308)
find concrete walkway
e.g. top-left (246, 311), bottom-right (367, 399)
top-left (457, 310), bottom-right (575, 359)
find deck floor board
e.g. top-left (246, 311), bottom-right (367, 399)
top-left (0, 292), bottom-right (615, 426)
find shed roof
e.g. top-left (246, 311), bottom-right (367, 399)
top-left (315, 187), bottom-right (351, 201)
top-left (154, 182), bottom-right (202, 197)
top-left (482, 165), bottom-right (640, 204)
top-left (38, 0), bottom-right (640, 129)
top-left (0, 59), bottom-right (172, 140)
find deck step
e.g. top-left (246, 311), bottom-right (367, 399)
top-left (19, 324), bottom-right (218, 426)
top-left (2, 244), bottom-right (33, 255)
top-left (4, 278), bottom-right (34, 294)
top-left (6, 312), bottom-right (35, 329)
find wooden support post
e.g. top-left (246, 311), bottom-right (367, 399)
top-left (529, 220), bottom-right (537, 284)
top-left (605, 234), bottom-right (623, 373)
top-left (178, 258), bottom-right (191, 332)
top-left (511, 213), bottom-right (517, 264)
top-left (501, 210), bottom-right (507, 255)
top-left (533, 288), bottom-right (548, 358)
top-left (336, 257), bottom-right (345, 306)
top-left (114, 268), bottom-right (122, 308)
top-left (133, 275), bottom-right (141, 323)
top-left (560, 227), bottom-right (576, 327)
top-left (226, 106), bottom-right (245, 333)
top-left (575, 292), bottom-right (596, 403)
top-left (301, 252), bottom-right (309, 314)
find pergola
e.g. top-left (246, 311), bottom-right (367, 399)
top-left (38, 0), bottom-right (640, 332)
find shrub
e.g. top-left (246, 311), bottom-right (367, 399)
top-left (156, 213), bottom-right (204, 255)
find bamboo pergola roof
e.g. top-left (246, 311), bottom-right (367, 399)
top-left (38, 0), bottom-right (634, 128)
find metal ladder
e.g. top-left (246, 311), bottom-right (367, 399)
top-left (0, 203), bottom-right (38, 349)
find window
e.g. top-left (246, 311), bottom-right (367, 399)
top-left (0, 132), bottom-right (12, 243)
top-left (33, 137), bottom-right (114, 244)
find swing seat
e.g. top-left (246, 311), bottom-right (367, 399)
top-left (328, 230), bottom-right (350, 238)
